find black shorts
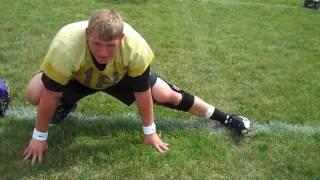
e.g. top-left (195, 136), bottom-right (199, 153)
top-left (60, 72), bottom-right (158, 106)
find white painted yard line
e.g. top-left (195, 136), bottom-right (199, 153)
top-left (251, 122), bottom-right (320, 136)
top-left (6, 106), bottom-right (37, 120)
top-left (5, 106), bottom-right (320, 136)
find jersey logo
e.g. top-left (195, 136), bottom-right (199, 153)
top-left (83, 67), bottom-right (120, 89)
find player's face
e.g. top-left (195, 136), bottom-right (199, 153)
top-left (87, 33), bottom-right (123, 64)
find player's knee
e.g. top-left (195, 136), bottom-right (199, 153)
top-left (154, 90), bottom-right (195, 112)
top-left (176, 91), bottom-right (195, 111)
top-left (25, 85), bottom-right (40, 105)
top-left (25, 73), bottom-right (44, 105)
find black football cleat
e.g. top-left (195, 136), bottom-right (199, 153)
top-left (50, 103), bottom-right (77, 124)
top-left (223, 114), bottom-right (251, 134)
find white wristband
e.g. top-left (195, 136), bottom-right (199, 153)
top-left (143, 123), bottom-right (156, 135)
top-left (32, 128), bottom-right (48, 141)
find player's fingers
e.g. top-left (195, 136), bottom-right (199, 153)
top-left (23, 151), bottom-right (32, 161)
top-left (23, 147), bottom-right (30, 157)
top-left (159, 143), bottom-right (169, 151)
top-left (159, 145), bottom-right (168, 153)
top-left (156, 144), bottom-right (166, 154)
top-left (31, 154), bottom-right (37, 166)
top-left (38, 152), bottom-right (43, 164)
top-left (162, 142), bottom-right (169, 147)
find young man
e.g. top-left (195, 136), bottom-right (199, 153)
top-left (23, 9), bottom-right (251, 165)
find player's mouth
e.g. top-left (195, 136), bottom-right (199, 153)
top-left (96, 56), bottom-right (110, 63)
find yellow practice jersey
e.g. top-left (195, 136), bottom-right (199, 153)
top-left (41, 21), bottom-right (154, 90)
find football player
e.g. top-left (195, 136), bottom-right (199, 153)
top-left (23, 9), bottom-right (251, 165)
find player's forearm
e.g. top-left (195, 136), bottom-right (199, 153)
top-left (35, 89), bottom-right (62, 132)
top-left (134, 88), bottom-right (154, 126)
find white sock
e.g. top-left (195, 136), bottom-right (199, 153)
top-left (205, 105), bottom-right (215, 118)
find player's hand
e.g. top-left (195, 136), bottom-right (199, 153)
top-left (144, 133), bottom-right (169, 154)
top-left (23, 138), bottom-right (48, 165)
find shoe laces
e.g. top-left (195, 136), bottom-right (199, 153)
top-left (224, 114), bottom-right (233, 125)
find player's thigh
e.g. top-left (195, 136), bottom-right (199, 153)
top-left (25, 72), bottom-right (44, 105)
top-left (151, 78), bottom-right (181, 104)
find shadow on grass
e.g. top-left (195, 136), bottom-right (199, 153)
top-left (0, 115), bottom-right (245, 178)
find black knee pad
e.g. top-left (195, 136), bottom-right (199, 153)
top-left (154, 84), bottom-right (195, 112)
top-left (178, 91), bottom-right (195, 111)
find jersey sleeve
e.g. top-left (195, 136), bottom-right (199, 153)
top-left (126, 44), bottom-right (154, 78)
top-left (122, 23), bottom-right (155, 78)
top-left (40, 30), bottom-right (74, 85)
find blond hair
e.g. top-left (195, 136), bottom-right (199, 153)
top-left (87, 9), bottom-right (124, 40)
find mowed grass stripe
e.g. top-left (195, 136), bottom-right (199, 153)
top-left (192, 0), bottom-right (301, 9)
top-left (6, 106), bottom-right (320, 136)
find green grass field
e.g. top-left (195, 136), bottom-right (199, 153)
top-left (0, 0), bottom-right (319, 179)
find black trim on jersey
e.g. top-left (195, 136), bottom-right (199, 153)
top-left (127, 66), bottom-right (151, 92)
top-left (41, 73), bottom-right (66, 92)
